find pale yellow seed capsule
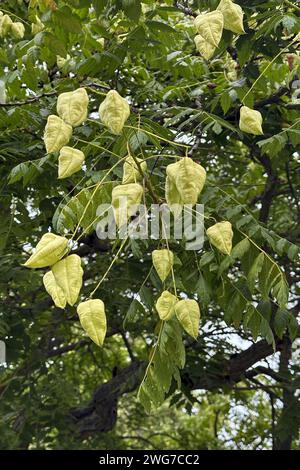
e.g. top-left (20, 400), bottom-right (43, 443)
top-left (51, 254), bottom-right (83, 306)
top-left (194, 11), bottom-right (224, 48)
top-left (24, 233), bottom-right (68, 269)
top-left (206, 221), bottom-right (233, 255)
top-left (175, 299), bottom-right (200, 339)
top-left (31, 15), bottom-right (44, 35)
top-left (58, 146), bottom-right (85, 179)
top-left (122, 155), bottom-right (147, 184)
top-left (194, 34), bottom-right (216, 60)
top-left (112, 183), bottom-right (143, 227)
top-left (57, 54), bottom-right (70, 70)
top-left (239, 106), bottom-right (263, 135)
top-left (166, 157), bottom-right (206, 209)
top-left (44, 115), bottom-right (73, 153)
top-left (11, 22), bottom-right (25, 39)
top-left (0, 14), bottom-right (13, 37)
top-left (99, 90), bottom-right (130, 135)
top-left (156, 291), bottom-right (177, 321)
top-left (57, 88), bottom-right (89, 127)
top-left (165, 175), bottom-right (183, 218)
top-left (152, 249), bottom-right (174, 282)
top-left (217, 0), bottom-right (245, 35)
top-left (43, 271), bottom-right (67, 309)
top-left (77, 299), bottom-right (107, 347)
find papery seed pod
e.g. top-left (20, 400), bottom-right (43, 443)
top-left (225, 53), bottom-right (238, 82)
top-left (99, 90), bottom-right (130, 135)
top-left (217, 0), bottom-right (245, 35)
top-left (0, 14), bottom-right (13, 37)
top-left (165, 175), bottom-right (183, 218)
top-left (57, 88), bottom-right (89, 127)
top-left (194, 11), bottom-right (224, 48)
top-left (239, 106), bottom-right (263, 135)
top-left (11, 22), bottom-right (25, 39)
top-left (77, 299), bottom-right (107, 346)
top-left (56, 54), bottom-right (70, 70)
top-left (58, 146), bottom-right (85, 179)
top-left (24, 233), bottom-right (68, 268)
top-left (43, 271), bottom-right (66, 309)
top-left (152, 249), bottom-right (174, 282)
top-left (51, 254), bottom-right (83, 306)
top-left (111, 183), bottom-right (143, 227)
top-left (175, 299), bottom-right (200, 339)
top-left (194, 34), bottom-right (216, 60)
top-left (206, 221), bottom-right (233, 255)
top-left (122, 155), bottom-right (147, 184)
top-left (31, 16), bottom-right (44, 35)
top-left (166, 157), bottom-right (206, 206)
top-left (156, 291), bottom-right (177, 321)
top-left (44, 115), bottom-right (73, 153)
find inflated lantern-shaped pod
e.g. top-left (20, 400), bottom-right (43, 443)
top-left (156, 291), bottom-right (177, 321)
top-left (217, 0), bottom-right (245, 35)
top-left (175, 299), bottom-right (200, 339)
top-left (24, 233), bottom-right (68, 269)
top-left (239, 106), bottom-right (263, 135)
top-left (57, 88), bottom-right (89, 127)
top-left (194, 34), bottom-right (216, 60)
top-left (77, 299), bottom-right (107, 346)
top-left (43, 271), bottom-right (67, 309)
top-left (58, 146), bottom-right (85, 179)
top-left (51, 254), bottom-right (83, 306)
top-left (111, 183), bottom-right (143, 227)
top-left (122, 155), bottom-right (147, 184)
top-left (99, 90), bottom-right (130, 135)
top-left (166, 157), bottom-right (206, 206)
top-left (152, 249), bottom-right (174, 282)
top-left (206, 221), bottom-right (233, 255)
top-left (11, 22), bottom-right (25, 39)
top-left (44, 115), bottom-right (72, 153)
top-left (0, 15), bottom-right (13, 37)
top-left (194, 11), bottom-right (224, 48)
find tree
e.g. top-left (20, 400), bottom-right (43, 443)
top-left (0, 0), bottom-right (300, 451)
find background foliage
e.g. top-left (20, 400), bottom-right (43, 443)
top-left (0, 0), bottom-right (300, 450)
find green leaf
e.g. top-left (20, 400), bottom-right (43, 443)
top-left (53, 7), bottom-right (82, 33)
top-left (146, 20), bottom-right (177, 34)
top-left (247, 252), bottom-right (264, 293)
top-left (260, 318), bottom-right (275, 348)
top-left (231, 238), bottom-right (251, 260)
top-left (123, 299), bottom-right (146, 328)
top-left (92, 0), bottom-right (108, 15)
top-left (196, 273), bottom-right (211, 307)
top-left (220, 92), bottom-right (231, 114)
top-left (244, 304), bottom-right (261, 341)
top-left (272, 278), bottom-right (289, 309)
top-left (288, 315), bottom-right (299, 341)
top-left (138, 319), bottom-right (185, 412)
top-left (52, 182), bottom-right (114, 234)
top-left (274, 309), bottom-right (289, 339)
top-left (257, 134), bottom-right (287, 156)
top-left (123, 0), bottom-right (142, 21)
top-left (199, 251), bottom-right (215, 268)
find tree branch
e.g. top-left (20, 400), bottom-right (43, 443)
top-left (173, 1), bottom-right (197, 18)
top-left (70, 338), bottom-right (283, 437)
top-left (70, 361), bottom-right (144, 435)
top-left (254, 86), bottom-right (289, 109)
top-left (0, 91), bottom-right (57, 107)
